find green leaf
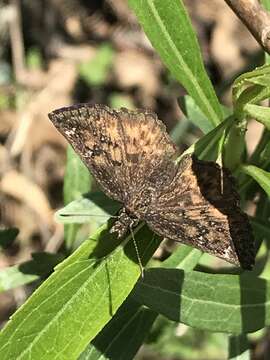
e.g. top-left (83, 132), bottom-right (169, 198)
top-left (64, 145), bottom-right (92, 206)
top-left (79, 299), bottom-right (156, 360)
top-left (233, 64), bottom-right (270, 100)
top-left (262, 0), bottom-right (270, 12)
top-left (244, 103), bottom-right (270, 130)
top-left (56, 192), bottom-right (121, 225)
top-left (255, 193), bottom-right (270, 223)
top-left (181, 116), bottom-right (233, 161)
top-left (250, 128), bottom-right (270, 165)
top-left (79, 44), bottom-right (114, 86)
top-left (239, 129), bottom-right (270, 197)
top-left (0, 93), bottom-right (11, 110)
top-left (169, 115), bottom-right (191, 145)
top-left (162, 245), bottom-right (202, 271)
top-left (56, 192), bottom-right (121, 245)
top-left (78, 244), bottom-right (201, 359)
top-left (0, 266), bottom-right (37, 292)
top-left (0, 225), bottom-right (161, 360)
top-left (228, 335), bottom-right (250, 360)
top-left (64, 145), bottom-right (92, 249)
top-left (178, 95), bottom-right (213, 134)
top-left (108, 93), bottom-right (134, 110)
top-left (0, 253), bottom-right (63, 292)
top-left (148, 318), bottom-right (228, 359)
top-left (240, 165), bottom-right (270, 197)
top-left (0, 228), bottom-right (18, 249)
top-left (250, 218), bottom-right (270, 241)
top-left (223, 121), bottom-right (246, 170)
top-left (132, 268), bottom-right (270, 334)
top-left (180, 96), bottom-right (246, 170)
top-left (233, 64), bottom-right (270, 116)
top-left (128, 0), bottom-right (222, 127)
top-left (26, 47), bottom-right (43, 70)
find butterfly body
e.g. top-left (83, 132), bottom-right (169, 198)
top-left (49, 104), bottom-right (255, 269)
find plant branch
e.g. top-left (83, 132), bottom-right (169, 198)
top-left (224, 0), bottom-right (270, 54)
top-left (8, 0), bottom-right (27, 83)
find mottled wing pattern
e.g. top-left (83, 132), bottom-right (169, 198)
top-left (145, 155), bottom-right (255, 269)
top-left (48, 104), bottom-right (176, 203)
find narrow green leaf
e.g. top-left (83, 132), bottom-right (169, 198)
top-left (250, 218), bottom-right (270, 244)
top-left (233, 64), bottom-right (270, 116)
top-left (181, 116), bottom-right (233, 161)
top-left (178, 95), bottom-right (213, 134)
top-left (162, 245), bottom-right (202, 271)
top-left (248, 75), bottom-right (270, 87)
top-left (223, 121), bottom-right (246, 170)
top-left (132, 268), bottom-right (270, 334)
top-left (250, 215), bottom-right (270, 271)
top-left (244, 103), bottom-right (270, 130)
top-left (79, 242), bottom-right (201, 359)
top-left (128, 0), bottom-right (222, 127)
top-left (255, 193), bottom-right (270, 223)
top-left (56, 193), bottom-right (120, 243)
top-left (64, 145), bottom-right (92, 249)
top-left (64, 145), bottom-right (92, 206)
top-left (169, 115), bottom-right (191, 145)
top-left (0, 225), bottom-right (161, 360)
top-left (228, 335), bottom-right (250, 360)
top-left (250, 128), bottom-right (270, 165)
top-left (79, 299), bottom-right (156, 360)
top-left (56, 193), bottom-right (120, 225)
top-left (233, 64), bottom-right (270, 101)
top-left (0, 253), bottom-right (63, 292)
top-left (0, 228), bottom-right (18, 249)
top-left (240, 165), bottom-right (270, 197)
top-left (148, 318), bottom-right (228, 359)
top-left (0, 266), bottom-right (38, 292)
top-left (239, 130), bottom-right (270, 197)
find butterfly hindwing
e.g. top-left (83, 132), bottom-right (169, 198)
top-left (145, 155), bottom-right (254, 269)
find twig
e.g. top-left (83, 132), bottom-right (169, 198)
top-left (224, 0), bottom-right (270, 54)
top-left (8, 0), bottom-right (26, 83)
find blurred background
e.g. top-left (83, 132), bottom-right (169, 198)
top-left (0, 1), bottom-right (267, 359)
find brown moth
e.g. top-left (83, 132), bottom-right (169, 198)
top-left (48, 104), bottom-right (255, 269)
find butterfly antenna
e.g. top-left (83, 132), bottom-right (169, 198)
top-left (129, 225), bottom-right (144, 278)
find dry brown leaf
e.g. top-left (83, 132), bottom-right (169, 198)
top-left (1, 196), bottom-right (41, 248)
top-left (8, 59), bottom-right (78, 157)
top-left (114, 49), bottom-right (160, 106)
top-left (1, 170), bottom-right (53, 226)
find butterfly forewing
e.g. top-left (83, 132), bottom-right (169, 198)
top-left (48, 104), bottom-right (176, 204)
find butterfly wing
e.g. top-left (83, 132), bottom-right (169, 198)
top-left (145, 155), bottom-right (255, 269)
top-left (48, 104), bottom-right (176, 203)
